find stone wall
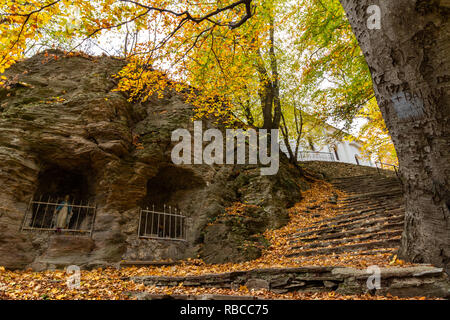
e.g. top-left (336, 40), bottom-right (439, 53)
top-left (300, 161), bottom-right (397, 180)
top-left (130, 266), bottom-right (450, 298)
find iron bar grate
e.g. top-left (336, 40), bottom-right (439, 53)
top-left (138, 205), bottom-right (187, 241)
top-left (21, 196), bottom-right (96, 235)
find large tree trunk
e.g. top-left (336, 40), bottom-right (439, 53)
top-left (269, 16), bottom-right (282, 129)
top-left (256, 15), bottom-right (282, 130)
top-left (340, 1), bottom-right (450, 272)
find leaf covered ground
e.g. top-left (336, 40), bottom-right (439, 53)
top-left (0, 182), bottom-right (430, 300)
top-left (0, 264), bottom-right (434, 300)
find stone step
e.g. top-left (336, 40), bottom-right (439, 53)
top-left (291, 222), bottom-right (404, 243)
top-left (120, 260), bottom-right (178, 267)
top-left (286, 238), bottom-right (401, 258)
top-left (333, 180), bottom-right (400, 187)
top-left (334, 185), bottom-right (400, 191)
top-left (331, 181), bottom-right (400, 189)
top-left (304, 205), bottom-right (403, 228)
top-left (330, 174), bottom-right (398, 182)
top-left (339, 192), bottom-right (403, 200)
top-left (291, 230), bottom-right (403, 250)
top-left (338, 200), bottom-right (403, 209)
top-left (330, 174), bottom-right (385, 182)
top-left (293, 215), bottom-right (405, 238)
top-left (339, 201), bottom-right (404, 209)
top-left (338, 205), bottom-right (404, 215)
top-left (332, 182), bottom-right (401, 193)
top-left (334, 189), bottom-right (401, 195)
top-left (345, 248), bottom-right (397, 256)
top-left (338, 195), bottom-right (403, 205)
top-left (298, 208), bottom-right (405, 233)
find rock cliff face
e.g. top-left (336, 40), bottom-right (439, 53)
top-left (0, 51), bottom-right (306, 270)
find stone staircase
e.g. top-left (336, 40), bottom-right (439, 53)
top-left (286, 174), bottom-right (405, 259)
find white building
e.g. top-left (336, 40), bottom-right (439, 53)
top-left (280, 124), bottom-right (375, 167)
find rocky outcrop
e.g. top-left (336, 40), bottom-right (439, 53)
top-left (0, 51), bottom-right (305, 270)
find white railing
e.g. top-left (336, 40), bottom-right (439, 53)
top-left (298, 151), bottom-right (335, 162)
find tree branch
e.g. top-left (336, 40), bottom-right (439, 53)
top-left (119, 0), bottom-right (254, 29)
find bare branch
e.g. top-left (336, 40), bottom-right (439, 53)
top-left (119, 0), bottom-right (254, 29)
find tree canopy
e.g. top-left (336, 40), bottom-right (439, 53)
top-left (1, 0), bottom-right (397, 163)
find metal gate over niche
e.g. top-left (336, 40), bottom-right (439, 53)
top-left (138, 205), bottom-right (187, 241)
top-left (21, 196), bottom-right (96, 235)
